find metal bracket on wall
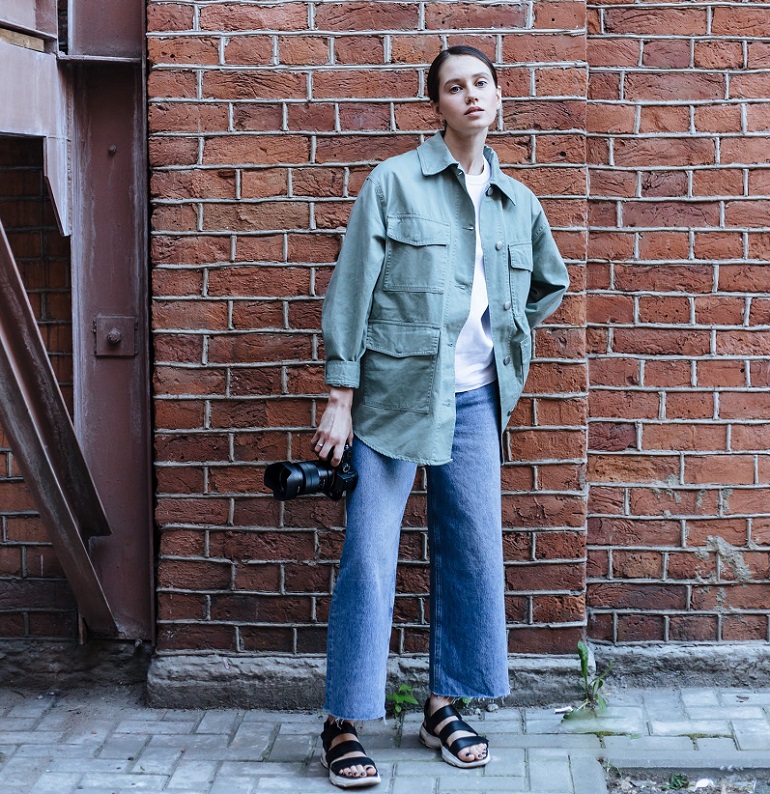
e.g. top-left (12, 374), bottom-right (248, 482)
top-left (0, 220), bottom-right (117, 637)
top-left (93, 315), bottom-right (138, 358)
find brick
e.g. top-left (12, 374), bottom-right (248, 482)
top-left (148, 136), bottom-right (199, 167)
top-left (615, 264), bottom-right (713, 294)
top-left (147, 36), bottom-right (221, 67)
top-left (731, 73), bottom-right (770, 100)
top-left (669, 614), bottom-right (718, 642)
top-left (697, 359), bottom-right (747, 389)
top-left (722, 615), bottom-right (768, 642)
top-left (314, 69), bottom-right (418, 99)
top-left (640, 170), bottom-right (688, 198)
top-left (589, 454), bottom-right (678, 484)
top-left (722, 138), bottom-right (770, 166)
top-left (666, 391), bottom-right (714, 420)
top-left (510, 32), bottom-right (586, 64)
top-left (158, 623), bottom-right (236, 651)
top-left (334, 35), bottom-right (386, 65)
top-left (588, 583), bottom-right (687, 610)
top-left (278, 35), bottom-right (329, 66)
top-left (692, 583), bottom-right (769, 611)
top-left (697, 40), bottom-right (744, 70)
top-left (147, 69), bottom-right (197, 99)
top-left (622, 201), bottom-right (720, 229)
top-left (199, 3), bottom-right (308, 32)
top-left (644, 360), bottom-right (692, 388)
top-left (425, 2), bottom-right (527, 30)
top-left (232, 103), bottom-right (284, 131)
top-left (617, 614), bottom-right (665, 642)
top-left (589, 422), bottom-right (636, 452)
top-left (638, 295), bottom-right (690, 324)
top-left (223, 34), bottom-right (273, 65)
top-left (625, 72), bottom-right (724, 102)
top-left (712, 7), bottom-right (770, 37)
top-left (693, 231), bottom-right (743, 260)
top-left (588, 72), bottom-right (621, 102)
top-left (717, 330), bottom-right (770, 357)
top-left (642, 39), bottom-right (691, 69)
top-left (535, 67), bottom-right (587, 98)
top-left (747, 104), bottom-right (770, 132)
top-left (668, 550), bottom-right (717, 580)
top-left (203, 202), bottom-right (309, 232)
top-left (693, 104), bottom-right (742, 134)
top-left (203, 70), bottom-right (307, 100)
top-left (147, 3), bottom-right (195, 32)
top-left (614, 550), bottom-right (663, 579)
top-left (604, 7), bottom-right (707, 36)
top-left (630, 486), bottom-right (719, 517)
top-left (588, 507), bottom-right (682, 547)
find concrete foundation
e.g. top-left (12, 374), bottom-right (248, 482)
top-left (147, 644), bottom-right (770, 709)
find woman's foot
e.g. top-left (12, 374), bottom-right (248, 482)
top-left (321, 717), bottom-right (381, 788)
top-left (419, 695), bottom-right (490, 768)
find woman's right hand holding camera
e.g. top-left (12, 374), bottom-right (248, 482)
top-left (312, 387), bottom-right (354, 467)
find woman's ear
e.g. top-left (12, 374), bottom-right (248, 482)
top-left (431, 100), bottom-right (443, 121)
top-left (496, 86), bottom-right (502, 108)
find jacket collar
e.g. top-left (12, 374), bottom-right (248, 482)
top-left (417, 131), bottom-right (517, 204)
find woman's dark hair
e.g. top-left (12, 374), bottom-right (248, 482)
top-left (427, 46), bottom-right (498, 104)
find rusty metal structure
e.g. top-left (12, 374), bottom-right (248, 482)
top-left (0, 0), bottom-right (152, 639)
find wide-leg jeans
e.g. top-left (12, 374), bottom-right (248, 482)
top-left (324, 382), bottom-right (510, 721)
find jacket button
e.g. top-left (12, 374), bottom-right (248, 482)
top-left (395, 345), bottom-right (403, 353)
top-left (504, 300), bottom-right (512, 311)
top-left (503, 355), bottom-right (511, 365)
top-left (495, 240), bottom-right (503, 250)
top-left (486, 186), bottom-right (493, 196)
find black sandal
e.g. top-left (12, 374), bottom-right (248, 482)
top-left (320, 719), bottom-right (381, 789)
top-left (419, 698), bottom-right (490, 768)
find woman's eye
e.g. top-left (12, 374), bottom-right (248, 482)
top-left (477, 80), bottom-right (488, 87)
top-left (449, 85), bottom-right (461, 93)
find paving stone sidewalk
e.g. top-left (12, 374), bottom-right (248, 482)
top-left (0, 685), bottom-right (769, 793)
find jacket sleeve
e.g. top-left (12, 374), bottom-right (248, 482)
top-left (525, 199), bottom-right (570, 331)
top-left (321, 176), bottom-right (387, 389)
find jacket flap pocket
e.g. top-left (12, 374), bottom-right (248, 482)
top-left (509, 243), bottom-right (534, 271)
top-left (386, 215), bottom-right (449, 246)
top-left (366, 322), bottom-right (440, 357)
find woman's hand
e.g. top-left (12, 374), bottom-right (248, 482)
top-left (312, 387), bottom-right (354, 467)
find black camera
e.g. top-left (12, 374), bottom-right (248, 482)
top-left (264, 445), bottom-right (358, 501)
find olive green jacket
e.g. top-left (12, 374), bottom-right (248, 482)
top-left (322, 132), bottom-right (569, 465)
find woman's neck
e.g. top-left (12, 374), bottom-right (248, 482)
top-left (442, 128), bottom-right (488, 175)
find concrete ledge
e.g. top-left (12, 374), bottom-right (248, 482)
top-left (146, 652), bottom-right (583, 709)
top-left (594, 643), bottom-right (770, 688)
top-left (0, 639), bottom-right (152, 688)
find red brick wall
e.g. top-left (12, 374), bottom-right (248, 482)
top-left (586, 1), bottom-right (770, 643)
top-left (0, 136), bottom-right (77, 640)
top-left (148, 1), bottom-right (588, 655)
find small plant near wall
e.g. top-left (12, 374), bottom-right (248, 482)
top-left (385, 683), bottom-right (418, 720)
top-left (563, 640), bottom-right (613, 720)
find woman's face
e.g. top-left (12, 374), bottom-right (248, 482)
top-left (431, 54), bottom-right (501, 135)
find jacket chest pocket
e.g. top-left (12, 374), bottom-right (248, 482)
top-left (362, 322), bottom-right (440, 414)
top-left (383, 215), bottom-right (450, 293)
top-left (508, 242), bottom-right (533, 324)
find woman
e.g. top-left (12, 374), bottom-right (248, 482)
top-left (311, 46), bottom-right (569, 788)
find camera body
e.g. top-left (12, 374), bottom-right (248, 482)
top-left (264, 445), bottom-right (358, 501)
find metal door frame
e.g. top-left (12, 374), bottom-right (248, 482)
top-left (0, 1), bottom-right (152, 639)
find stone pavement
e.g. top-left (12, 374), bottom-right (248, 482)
top-left (0, 686), bottom-right (769, 793)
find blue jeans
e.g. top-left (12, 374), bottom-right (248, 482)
top-left (324, 382), bottom-right (510, 720)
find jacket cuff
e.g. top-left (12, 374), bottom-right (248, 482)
top-left (325, 360), bottom-right (360, 389)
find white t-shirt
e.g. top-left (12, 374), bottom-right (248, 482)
top-left (454, 159), bottom-right (496, 392)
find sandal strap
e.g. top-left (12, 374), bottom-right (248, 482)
top-left (424, 702), bottom-right (463, 735)
top-left (329, 753), bottom-right (377, 776)
top-left (438, 717), bottom-right (476, 743)
top-left (448, 734), bottom-right (489, 756)
top-left (321, 719), bottom-right (358, 752)
top-left (325, 739), bottom-right (367, 766)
